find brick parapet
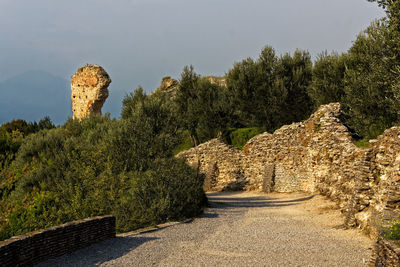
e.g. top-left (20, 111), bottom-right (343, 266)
top-left (0, 215), bottom-right (115, 266)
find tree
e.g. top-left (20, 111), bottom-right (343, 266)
top-left (342, 20), bottom-right (396, 138)
top-left (38, 116), bottom-right (55, 130)
top-left (0, 117), bottom-right (55, 169)
top-left (274, 50), bottom-right (314, 125)
top-left (121, 87), bottom-right (181, 165)
top-left (367, 0), bottom-right (400, 118)
top-left (195, 78), bottom-right (231, 141)
top-left (226, 46), bottom-right (283, 129)
top-left (0, 112), bottom-right (205, 240)
top-left (226, 46), bottom-right (314, 132)
top-left (308, 51), bottom-right (347, 107)
top-left (121, 87), bottom-right (147, 120)
top-left (175, 66), bottom-right (201, 146)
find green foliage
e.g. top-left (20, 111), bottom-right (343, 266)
top-left (226, 46), bottom-right (281, 129)
top-left (174, 66), bottom-right (201, 146)
top-left (274, 50), bottom-right (314, 124)
top-left (308, 51), bottom-right (347, 107)
top-left (121, 87), bottom-right (147, 120)
top-left (229, 128), bottom-right (264, 150)
top-left (385, 223), bottom-right (400, 241)
top-left (1, 117), bottom-right (54, 136)
top-left (342, 21), bottom-right (397, 139)
top-left (0, 98), bottom-right (206, 240)
top-left (335, 1), bottom-right (399, 139)
top-left (0, 117), bottom-right (55, 169)
top-left (381, 1), bottom-right (400, 119)
top-left (115, 158), bottom-right (206, 231)
top-left (173, 130), bottom-right (193, 155)
top-left (354, 139), bottom-right (372, 148)
top-left (382, 218), bottom-right (400, 246)
top-left (3, 0), bottom-right (400, 241)
top-left (195, 78), bottom-right (232, 142)
top-left (226, 46), bottom-right (313, 132)
top-left (175, 66), bottom-right (231, 146)
top-left (171, 47), bottom-right (313, 147)
top-left (121, 89), bottom-right (182, 163)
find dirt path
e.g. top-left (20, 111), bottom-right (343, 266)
top-left (39, 192), bottom-right (373, 266)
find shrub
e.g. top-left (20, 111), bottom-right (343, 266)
top-left (384, 223), bottom-right (400, 241)
top-left (0, 117), bottom-right (55, 169)
top-left (229, 127), bottom-right (264, 149)
top-left (173, 130), bottom-right (193, 155)
top-left (0, 103), bottom-right (206, 240)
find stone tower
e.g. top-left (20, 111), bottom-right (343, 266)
top-left (71, 64), bottom-right (111, 120)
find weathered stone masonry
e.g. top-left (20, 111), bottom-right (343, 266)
top-left (177, 103), bottom-right (400, 231)
top-left (374, 238), bottom-right (400, 266)
top-left (71, 65), bottom-right (111, 120)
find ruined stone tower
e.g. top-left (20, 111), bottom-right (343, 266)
top-left (71, 65), bottom-right (111, 120)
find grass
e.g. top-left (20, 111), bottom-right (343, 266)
top-left (173, 130), bottom-right (193, 155)
top-left (229, 127), bottom-right (264, 150)
top-left (354, 139), bottom-right (371, 148)
top-left (383, 223), bottom-right (400, 246)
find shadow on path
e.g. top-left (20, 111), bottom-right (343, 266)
top-left (38, 236), bottom-right (159, 267)
top-left (198, 193), bottom-right (316, 222)
top-left (207, 192), bottom-right (315, 209)
top-left (38, 193), bottom-right (316, 266)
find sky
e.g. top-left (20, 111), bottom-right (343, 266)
top-left (0, 0), bottom-right (385, 117)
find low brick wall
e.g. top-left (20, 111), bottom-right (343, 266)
top-left (0, 215), bottom-right (115, 266)
top-left (374, 239), bottom-right (400, 266)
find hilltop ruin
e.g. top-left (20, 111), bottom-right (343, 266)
top-left (71, 65), bottom-right (111, 120)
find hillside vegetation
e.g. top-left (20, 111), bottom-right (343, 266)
top-left (0, 0), bottom-right (399, 241)
top-left (0, 92), bottom-right (206, 240)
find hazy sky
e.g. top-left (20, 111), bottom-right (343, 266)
top-left (0, 0), bottom-right (385, 116)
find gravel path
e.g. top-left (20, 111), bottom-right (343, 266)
top-left (39, 192), bottom-right (373, 267)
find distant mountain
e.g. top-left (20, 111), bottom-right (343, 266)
top-left (0, 71), bottom-right (72, 125)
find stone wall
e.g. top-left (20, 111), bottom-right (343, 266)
top-left (177, 103), bottom-right (400, 229)
top-left (374, 239), bottom-right (400, 266)
top-left (371, 127), bottom-right (400, 216)
top-left (177, 139), bottom-right (244, 191)
top-left (153, 75), bottom-right (226, 99)
top-left (0, 215), bottom-right (115, 266)
top-left (153, 76), bottom-right (179, 98)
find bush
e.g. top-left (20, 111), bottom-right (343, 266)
top-left (308, 51), bottom-right (347, 107)
top-left (115, 159), bottom-right (206, 231)
top-left (384, 223), bottom-right (400, 241)
top-left (383, 220), bottom-right (400, 246)
top-left (341, 21), bottom-right (397, 140)
top-left (0, 117), bottom-right (55, 169)
top-left (0, 99), bottom-right (206, 240)
top-left (354, 139), bottom-right (372, 148)
top-left (173, 130), bottom-right (193, 155)
top-left (229, 127), bottom-right (264, 149)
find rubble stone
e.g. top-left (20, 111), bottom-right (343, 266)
top-left (71, 65), bottom-right (111, 120)
top-left (177, 102), bottom-right (400, 230)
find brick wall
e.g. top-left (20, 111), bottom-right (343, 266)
top-left (0, 215), bottom-right (115, 266)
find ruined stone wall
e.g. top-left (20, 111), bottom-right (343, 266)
top-left (153, 77), bottom-right (179, 98)
top-left (373, 239), bottom-right (400, 266)
top-left (177, 139), bottom-right (244, 191)
top-left (366, 127), bottom-right (400, 232)
top-left (177, 103), bottom-right (400, 228)
top-left (71, 65), bottom-right (111, 120)
top-left (0, 216), bottom-right (115, 266)
top-left (153, 75), bottom-right (226, 99)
